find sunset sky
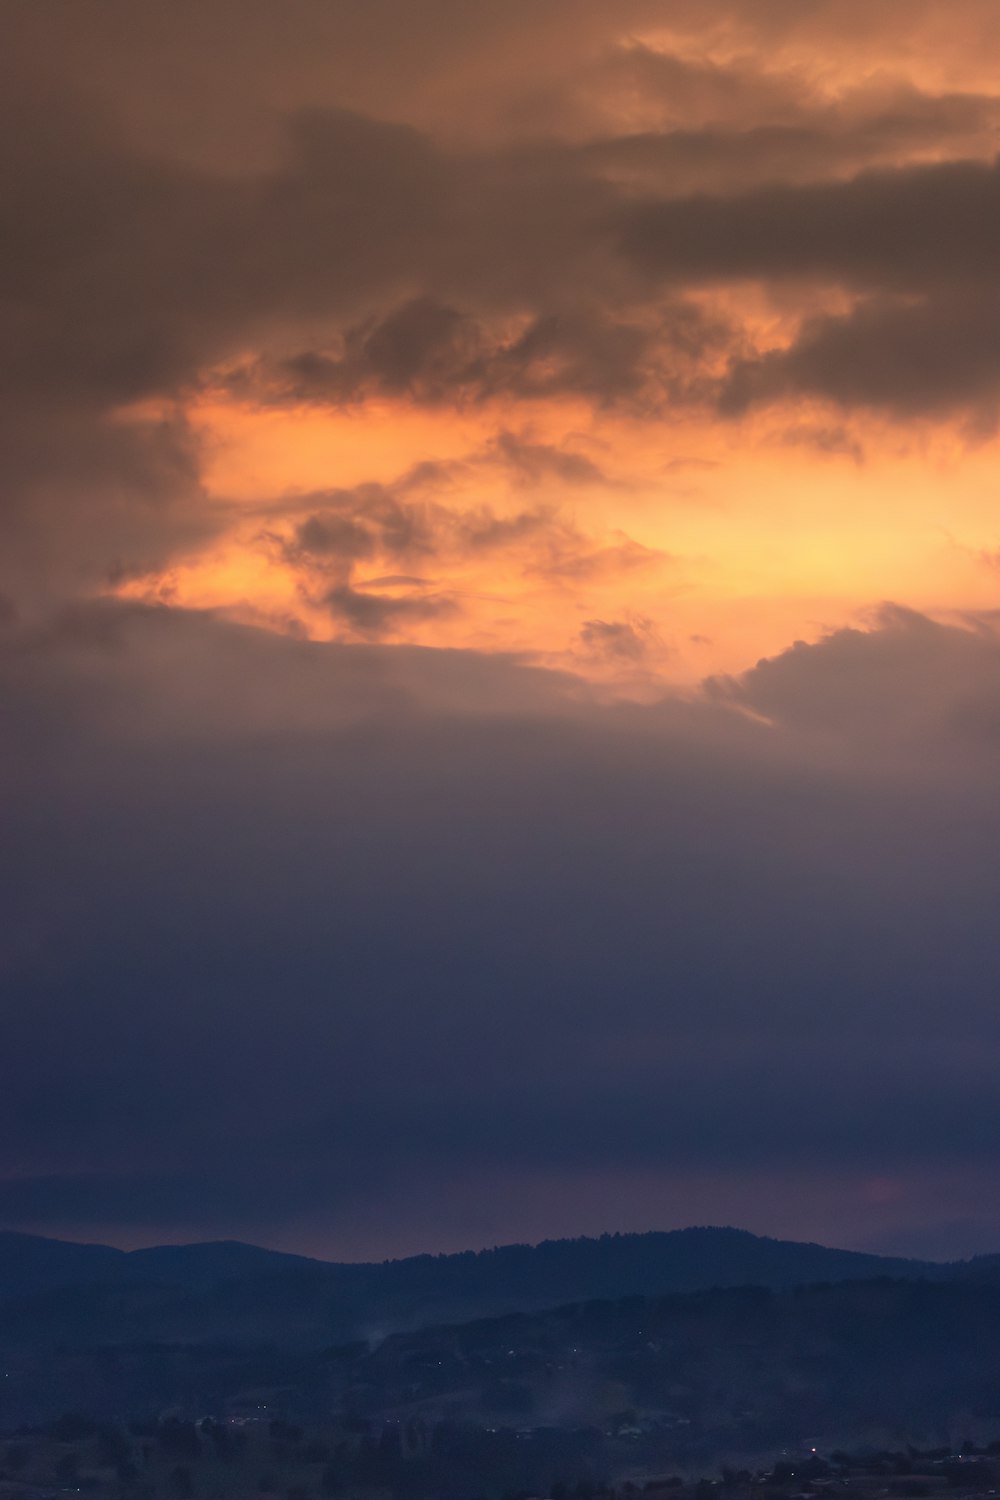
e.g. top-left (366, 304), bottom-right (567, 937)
top-left (5, 0), bottom-right (1000, 1261)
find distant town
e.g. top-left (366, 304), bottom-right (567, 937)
top-left (3, 1416), bottom-right (1000, 1500)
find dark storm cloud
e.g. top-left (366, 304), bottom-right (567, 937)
top-left (244, 298), bottom-right (728, 412)
top-left (722, 291), bottom-right (1000, 417)
top-left (3, 603), bottom-right (1000, 1234)
top-left (5, 65), bottom-right (992, 424)
top-left (211, 145), bottom-right (1000, 423)
top-left (622, 155), bottom-right (1000, 290)
top-left (0, 103), bottom-right (454, 411)
top-left (280, 299), bottom-right (479, 401)
top-left (620, 157), bottom-right (1000, 416)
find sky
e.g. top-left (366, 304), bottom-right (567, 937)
top-left (5, 0), bottom-right (1000, 1263)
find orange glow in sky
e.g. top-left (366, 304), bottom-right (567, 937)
top-left (81, 0), bottom-right (1000, 690)
top-left (111, 389), bottom-right (1000, 687)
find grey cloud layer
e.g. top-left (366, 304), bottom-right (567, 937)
top-left (3, 603), bottom-right (1000, 1237)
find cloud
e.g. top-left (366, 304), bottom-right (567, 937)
top-left (237, 298), bottom-right (728, 412)
top-left (488, 432), bottom-right (616, 487)
top-left (255, 452), bottom-right (657, 633)
top-left (3, 602), bottom-right (1000, 1246)
top-left (7, 0), bottom-right (1000, 1259)
top-left (276, 298), bottom-right (481, 403)
top-left (7, 0), bottom-right (1000, 620)
top-left (622, 155), bottom-right (1000, 292)
top-left (722, 291), bottom-right (1000, 418)
top-left (579, 616), bottom-right (660, 661)
top-left (323, 583), bottom-right (456, 638)
top-left (708, 604), bottom-right (1000, 752)
top-left (531, 533), bottom-right (665, 583)
top-left (577, 81), bottom-right (1000, 195)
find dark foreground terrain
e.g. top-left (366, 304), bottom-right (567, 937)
top-left (4, 1230), bottom-right (1000, 1491)
top-left (5, 1280), bottom-right (1000, 1457)
top-left (1, 1417), bottom-right (1000, 1500)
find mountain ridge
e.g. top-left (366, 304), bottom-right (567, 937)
top-left (0, 1221), bottom-right (939, 1286)
top-left (0, 1223), bottom-right (963, 1334)
top-left (0, 1226), bottom-right (997, 1427)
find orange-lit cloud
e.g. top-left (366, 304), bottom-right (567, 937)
top-left (109, 385), bottom-right (1000, 686)
top-left (5, 0), bottom-right (1000, 683)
